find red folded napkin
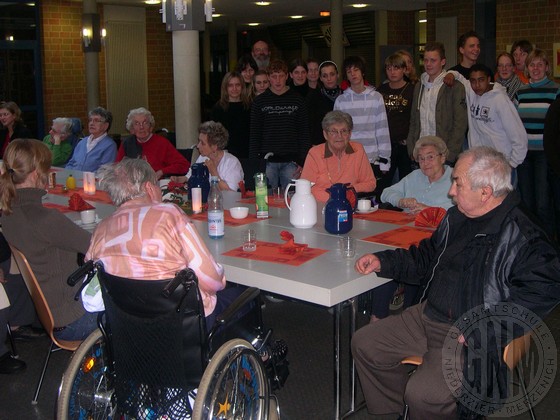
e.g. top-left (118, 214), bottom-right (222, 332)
top-left (68, 193), bottom-right (95, 211)
top-left (279, 230), bottom-right (308, 254)
top-left (415, 207), bottom-right (446, 228)
top-left (238, 181), bottom-right (255, 198)
top-left (166, 181), bottom-right (187, 193)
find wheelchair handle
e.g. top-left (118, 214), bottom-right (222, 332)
top-left (161, 267), bottom-right (197, 298)
top-left (67, 260), bottom-right (95, 287)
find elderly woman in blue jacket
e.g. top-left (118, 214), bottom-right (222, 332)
top-left (381, 135), bottom-right (453, 214)
top-left (66, 107), bottom-right (116, 172)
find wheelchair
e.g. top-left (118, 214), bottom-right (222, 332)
top-left (56, 261), bottom-right (283, 419)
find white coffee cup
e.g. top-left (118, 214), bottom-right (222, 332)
top-left (80, 209), bottom-right (96, 224)
top-left (357, 199), bottom-right (372, 212)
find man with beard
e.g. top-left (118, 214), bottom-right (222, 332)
top-left (252, 40), bottom-right (271, 71)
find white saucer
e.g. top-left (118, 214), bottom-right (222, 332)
top-left (355, 206), bottom-right (378, 214)
top-left (74, 216), bottom-right (101, 227)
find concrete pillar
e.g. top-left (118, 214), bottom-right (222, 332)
top-left (203, 23), bottom-right (211, 95)
top-left (228, 20), bottom-right (238, 71)
top-left (330, 0), bottom-right (343, 80)
top-left (83, 0), bottom-right (100, 110)
top-left (173, 31), bottom-right (201, 149)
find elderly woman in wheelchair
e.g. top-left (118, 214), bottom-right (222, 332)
top-left (56, 159), bottom-right (287, 420)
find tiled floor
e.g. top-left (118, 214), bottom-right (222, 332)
top-left (0, 300), bottom-right (558, 420)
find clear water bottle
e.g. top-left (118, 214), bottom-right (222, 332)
top-left (207, 176), bottom-right (224, 239)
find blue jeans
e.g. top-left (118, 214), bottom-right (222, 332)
top-left (517, 151), bottom-right (554, 237)
top-left (54, 311), bottom-right (99, 341)
top-left (266, 162), bottom-right (298, 189)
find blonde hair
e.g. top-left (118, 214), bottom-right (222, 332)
top-left (0, 139), bottom-right (52, 214)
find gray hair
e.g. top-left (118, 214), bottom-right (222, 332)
top-left (460, 146), bottom-right (513, 197)
top-left (52, 118), bottom-right (73, 135)
top-left (199, 121), bottom-right (229, 150)
top-left (413, 136), bottom-right (449, 160)
top-left (89, 107), bottom-right (113, 131)
top-left (97, 158), bottom-right (158, 206)
top-left (125, 107), bottom-right (155, 132)
top-left (322, 110), bottom-right (353, 131)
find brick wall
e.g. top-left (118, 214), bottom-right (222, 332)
top-left (41, 2), bottom-right (174, 136)
top-left (496, 0), bottom-right (560, 82)
top-left (387, 10), bottom-right (416, 46)
top-left (145, 7), bottom-right (175, 131)
top-left (41, 0), bottom-right (89, 133)
top-left (427, 0), bottom-right (560, 82)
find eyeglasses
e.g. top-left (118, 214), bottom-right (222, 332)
top-left (326, 129), bottom-right (350, 137)
top-left (133, 120), bottom-right (150, 128)
top-left (417, 153), bottom-right (442, 163)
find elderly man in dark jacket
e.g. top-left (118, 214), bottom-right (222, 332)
top-left (352, 146), bottom-right (560, 419)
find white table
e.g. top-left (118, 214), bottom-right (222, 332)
top-left (190, 204), bottom-right (398, 419)
top-left (48, 171), bottom-right (398, 419)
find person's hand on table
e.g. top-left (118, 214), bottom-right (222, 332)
top-left (355, 254), bottom-right (381, 275)
top-left (170, 175), bottom-right (187, 184)
top-left (398, 198), bottom-right (429, 214)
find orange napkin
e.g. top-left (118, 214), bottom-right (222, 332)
top-left (415, 207), bottom-right (446, 228)
top-left (279, 230), bottom-right (308, 254)
top-left (68, 193), bottom-right (94, 211)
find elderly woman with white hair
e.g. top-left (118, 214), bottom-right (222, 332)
top-left (116, 107), bottom-right (190, 179)
top-left (172, 121), bottom-right (244, 192)
top-left (381, 135), bottom-right (453, 213)
top-left (42, 117), bottom-right (77, 166)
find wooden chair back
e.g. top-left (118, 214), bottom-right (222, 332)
top-left (9, 245), bottom-right (81, 351)
top-left (503, 333), bottom-right (532, 371)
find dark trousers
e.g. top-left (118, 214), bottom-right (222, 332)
top-left (517, 151), bottom-right (554, 237)
top-left (352, 302), bottom-right (461, 418)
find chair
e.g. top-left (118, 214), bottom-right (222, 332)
top-left (177, 144), bottom-right (198, 166)
top-left (68, 117), bottom-right (83, 151)
top-left (57, 262), bottom-right (273, 419)
top-left (9, 245), bottom-right (82, 405)
top-left (400, 333), bottom-right (535, 420)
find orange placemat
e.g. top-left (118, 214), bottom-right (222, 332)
top-left (42, 202), bottom-right (73, 213)
top-left (223, 240), bottom-right (328, 266)
top-left (354, 209), bottom-right (416, 225)
top-left (362, 226), bottom-right (434, 248)
top-left (237, 197), bottom-right (287, 208)
top-left (189, 210), bottom-right (266, 227)
top-left (48, 185), bottom-right (113, 204)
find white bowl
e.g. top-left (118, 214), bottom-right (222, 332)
top-left (230, 206), bottom-right (249, 219)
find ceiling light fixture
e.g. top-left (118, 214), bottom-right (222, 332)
top-left (320, 11), bottom-right (330, 17)
top-left (256, 2), bottom-right (271, 6)
top-left (290, 15), bottom-right (303, 19)
top-left (212, 13), bottom-right (222, 18)
top-left (419, 19), bottom-right (427, 23)
top-left (248, 23), bottom-right (260, 26)
top-left (145, 0), bottom-right (161, 4)
top-left (352, 3), bottom-right (367, 8)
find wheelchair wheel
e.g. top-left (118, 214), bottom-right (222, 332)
top-left (193, 338), bottom-right (270, 420)
top-left (57, 329), bottom-right (116, 420)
